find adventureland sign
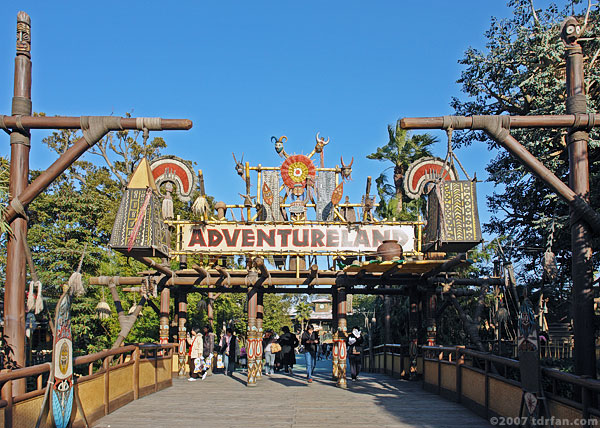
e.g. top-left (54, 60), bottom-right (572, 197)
top-left (182, 224), bottom-right (415, 254)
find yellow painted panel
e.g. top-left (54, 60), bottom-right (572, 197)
top-left (424, 360), bottom-right (438, 386)
top-left (109, 365), bottom-right (133, 400)
top-left (140, 360), bottom-right (156, 388)
top-left (157, 358), bottom-right (172, 382)
top-left (393, 355), bottom-right (401, 374)
top-left (77, 375), bottom-right (106, 422)
top-left (549, 400), bottom-right (588, 424)
top-left (441, 364), bottom-right (456, 392)
top-left (488, 378), bottom-right (520, 417)
top-left (13, 395), bottom-right (48, 428)
top-left (462, 368), bottom-right (485, 406)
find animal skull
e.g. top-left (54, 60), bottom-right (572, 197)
top-left (314, 132), bottom-right (330, 153)
top-left (340, 156), bottom-right (354, 180)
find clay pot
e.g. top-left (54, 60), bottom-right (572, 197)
top-left (377, 240), bottom-right (403, 261)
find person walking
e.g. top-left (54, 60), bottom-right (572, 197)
top-left (219, 327), bottom-right (237, 376)
top-left (301, 324), bottom-right (319, 383)
top-left (186, 327), bottom-right (203, 381)
top-left (262, 329), bottom-right (278, 375)
top-left (347, 326), bottom-right (364, 381)
top-left (202, 325), bottom-right (215, 377)
top-left (279, 326), bottom-right (298, 374)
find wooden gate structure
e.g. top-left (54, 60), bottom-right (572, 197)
top-left (87, 120), bottom-right (494, 388)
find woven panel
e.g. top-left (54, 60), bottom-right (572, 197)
top-left (315, 171), bottom-right (335, 221)
top-left (109, 188), bottom-right (169, 258)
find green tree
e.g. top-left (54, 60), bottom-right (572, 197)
top-left (367, 122), bottom-right (436, 220)
top-left (450, 0), bottom-right (600, 313)
top-left (295, 301), bottom-right (313, 332)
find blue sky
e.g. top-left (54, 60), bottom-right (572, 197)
top-left (1, 1), bottom-right (531, 235)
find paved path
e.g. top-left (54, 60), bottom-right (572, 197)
top-left (94, 355), bottom-right (491, 428)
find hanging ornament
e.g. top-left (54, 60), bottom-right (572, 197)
top-left (35, 281), bottom-right (43, 314)
top-left (27, 280), bottom-right (35, 312)
top-left (161, 182), bottom-right (174, 220)
top-left (96, 287), bottom-right (111, 320)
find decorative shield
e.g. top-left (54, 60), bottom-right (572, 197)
top-left (280, 154), bottom-right (316, 190)
top-left (262, 182), bottom-right (274, 206)
top-left (51, 293), bottom-right (73, 428)
top-left (403, 156), bottom-right (458, 200)
top-left (150, 155), bottom-right (196, 202)
top-left (331, 182), bottom-right (344, 205)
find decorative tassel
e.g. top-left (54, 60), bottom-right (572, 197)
top-left (162, 196), bottom-right (174, 220)
top-left (96, 287), bottom-right (111, 320)
top-left (69, 272), bottom-right (85, 297)
top-left (191, 195), bottom-right (208, 217)
top-left (27, 281), bottom-right (35, 312)
top-left (128, 304), bottom-right (137, 315)
top-left (35, 281), bottom-right (43, 314)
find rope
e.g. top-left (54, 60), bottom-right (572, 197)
top-left (0, 116), bottom-right (10, 135)
top-left (10, 197), bottom-right (28, 220)
top-left (135, 117), bottom-right (162, 131)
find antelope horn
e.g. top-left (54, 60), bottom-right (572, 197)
top-left (271, 136), bottom-right (277, 143)
top-left (279, 136), bottom-right (287, 143)
top-left (340, 156), bottom-right (346, 167)
top-left (232, 152), bottom-right (238, 164)
top-left (323, 136), bottom-right (329, 145)
top-left (349, 156), bottom-right (354, 167)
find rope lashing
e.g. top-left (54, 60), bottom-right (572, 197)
top-left (10, 197), bottom-right (28, 220)
top-left (80, 116), bottom-right (123, 146)
top-left (135, 117), bottom-right (162, 131)
top-left (0, 116), bottom-right (9, 135)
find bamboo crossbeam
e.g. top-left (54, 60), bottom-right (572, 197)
top-left (0, 115), bottom-right (192, 130)
top-left (400, 114), bottom-right (600, 130)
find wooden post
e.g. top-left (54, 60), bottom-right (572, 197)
top-left (246, 286), bottom-right (259, 386)
top-left (408, 286), bottom-right (419, 379)
top-left (564, 22), bottom-right (596, 379)
top-left (335, 286), bottom-right (347, 388)
top-left (159, 287), bottom-right (170, 350)
top-left (256, 290), bottom-right (264, 380)
top-left (425, 292), bottom-right (437, 346)
top-left (133, 346), bottom-right (140, 400)
top-left (103, 358), bottom-right (110, 415)
top-left (177, 291), bottom-right (188, 377)
top-left (5, 12), bottom-right (32, 396)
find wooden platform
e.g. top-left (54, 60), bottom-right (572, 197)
top-left (93, 356), bottom-right (491, 428)
top-left (343, 259), bottom-right (450, 275)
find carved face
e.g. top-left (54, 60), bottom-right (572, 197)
top-left (561, 16), bottom-right (582, 44)
top-left (59, 342), bottom-right (70, 375)
top-left (275, 141), bottom-right (283, 153)
top-left (16, 21), bottom-right (31, 54)
top-left (235, 163), bottom-right (244, 177)
top-left (341, 166), bottom-right (352, 180)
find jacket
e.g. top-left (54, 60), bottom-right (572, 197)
top-left (279, 332), bottom-right (298, 365)
top-left (188, 334), bottom-right (204, 359)
top-left (219, 334), bottom-right (237, 356)
top-left (347, 332), bottom-right (364, 355)
top-left (301, 331), bottom-right (319, 355)
top-left (203, 332), bottom-right (215, 358)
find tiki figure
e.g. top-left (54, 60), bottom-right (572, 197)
top-left (16, 13), bottom-right (31, 55)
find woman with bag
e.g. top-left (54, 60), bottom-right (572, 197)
top-left (186, 327), bottom-right (204, 381)
top-left (347, 326), bottom-right (364, 381)
top-left (262, 329), bottom-right (279, 375)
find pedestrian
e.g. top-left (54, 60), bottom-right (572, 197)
top-left (301, 324), bottom-right (319, 383)
top-left (219, 327), bottom-right (237, 376)
top-left (347, 326), bottom-right (364, 381)
top-left (187, 327), bottom-right (204, 381)
top-left (202, 325), bottom-right (215, 377)
top-left (279, 326), bottom-right (298, 374)
top-left (263, 329), bottom-right (278, 375)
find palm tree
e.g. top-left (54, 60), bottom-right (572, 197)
top-left (367, 121), bottom-right (437, 219)
top-left (295, 301), bottom-right (313, 332)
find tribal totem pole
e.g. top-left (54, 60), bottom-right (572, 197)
top-left (333, 285), bottom-right (348, 388)
top-left (246, 286), bottom-right (260, 386)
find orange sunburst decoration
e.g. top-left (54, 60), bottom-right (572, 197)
top-left (280, 154), bottom-right (316, 191)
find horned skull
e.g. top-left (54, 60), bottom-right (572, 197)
top-left (340, 156), bottom-right (354, 180)
top-left (232, 152), bottom-right (244, 178)
top-left (271, 135), bottom-right (287, 156)
top-left (314, 132), bottom-right (330, 154)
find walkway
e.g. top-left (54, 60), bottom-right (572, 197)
top-left (93, 355), bottom-right (491, 428)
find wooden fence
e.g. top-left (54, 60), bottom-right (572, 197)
top-left (421, 345), bottom-right (600, 425)
top-left (0, 343), bottom-right (176, 428)
top-left (362, 344), bottom-right (423, 378)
